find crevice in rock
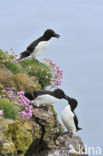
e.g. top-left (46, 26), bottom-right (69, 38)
top-left (25, 116), bottom-right (48, 156)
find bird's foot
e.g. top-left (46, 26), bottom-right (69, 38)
top-left (33, 58), bottom-right (43, 64)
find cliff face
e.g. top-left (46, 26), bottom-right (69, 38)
top-left (0, 105), bottom-right (87, 156)
top-left (0, 50), bottom-right (88, 156)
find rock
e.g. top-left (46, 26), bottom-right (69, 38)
top-left (25, 105), bottom-right (87, 156)
top-left (0, 103), bottom-right (87, 156)
top-left (0, 117), bottom-right (33, 156)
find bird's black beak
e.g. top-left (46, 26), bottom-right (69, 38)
top-left (53, 33), bottom-right (60, 38)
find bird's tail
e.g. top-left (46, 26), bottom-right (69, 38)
top-left (77, 127), bottom-right (82, 131)
top-left (20, 50), bottom-right (30, 59)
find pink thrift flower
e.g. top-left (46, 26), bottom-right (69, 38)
top-left (21, 111), bottom-right (27, 118)
top-left (12, 96), bottom-right (16, 99)
top-left (45, 76), bottom-right (48, 79)
top-left (10, 61), bottom-right (13, 64)
top-left (13, 58), bottom-right (16, 62)
top-left (29, 105), bottom-right (33, 109)
top-left (18, 59), bottom-right (22, 63)
top-left (8, 95), bottom-right (12, 98)
top-left (50, 78), bottom-right (54, 81)
top-left (25, 107), bottom-right (28, 110)
top-left (14, 102), bottom-right (18, 105)
top-left (0, 110), bottom-right (3, 115)
top-left (2, 89), bottom-right (6, 92)
top-left (27, 112), bottom-right (32, 117)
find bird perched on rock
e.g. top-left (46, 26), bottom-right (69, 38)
top-left (24, 89), bottom-right (74, 107)
top-left (20, 29), bottom-right (60, 60)
top-left (61, 97), bottom-right (82, 135)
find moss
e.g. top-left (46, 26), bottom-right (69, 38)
top-left (5, 62), bottom-right (23, 74)
top-left (47, 104), bottom-right (57, 116)
top-left (34, 129), bottom-right (42, 139)
top-left (8, 120), bottom-right (33, 155)
top-left (2, 142), bottom-right (16, 155)
top-left (0, 118), bottom-right (33, 156)
top-left (0, 98), bottom-right (18, 120)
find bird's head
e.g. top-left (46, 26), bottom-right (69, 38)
top-left (67, 97), bottom-right (78, 111)
top-left (43, 29), bottom-right (60, 39)
top-left (53, 88), bottom-right (68, 100)
top-left (24, 92), bottom-right (34, 100)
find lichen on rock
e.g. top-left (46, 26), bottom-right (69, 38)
top-left (0, 117), bottom-right (33, 156)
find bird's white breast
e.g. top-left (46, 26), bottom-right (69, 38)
top-left (31, 94), bottom-right (59, 107)
top-left (31, 41), bottom-right (49, 58)
top-left (61, 105), bottom-right (76, 132)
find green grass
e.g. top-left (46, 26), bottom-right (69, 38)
top-left (21, 59), bottom-right (45, 67)
top-left (21, 59), bottom-right (52, 87)
top-left (0, 98), bottom-right (18, 120)
top-left (5, 62), bottom-right (23, 74)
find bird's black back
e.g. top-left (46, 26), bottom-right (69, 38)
top-left (24, 90), bottom-right (53, 100)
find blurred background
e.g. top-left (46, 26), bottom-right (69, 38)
top-left (0, 0), bottom-right (103, 155)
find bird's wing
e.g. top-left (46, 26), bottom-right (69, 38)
top-left (27, 37), bottom-right (42, 52)
top-left (73, 113), bottom-right (79, 130)
top-left (74, 113), bottom-right (82, 131)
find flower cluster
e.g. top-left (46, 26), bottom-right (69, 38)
top-left (0, 48), bottom-right (21, 64)
top-left (1, 89), bottom-right (33, 119)
top-left (44, 58), bottom-right (63, 88)
top-left (17, 91), bottom-right (33, 118)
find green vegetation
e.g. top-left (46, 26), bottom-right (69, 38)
top-left (0, 49), bottom-right (7, 60)
top-left (0, 50), bottom-right (53, 88)
top-left (5, 62), bottom-right (23, 74)
top-left (21, 59), bottom-right (52, 87)
top-left (0, 98), bottom-right (18, 120)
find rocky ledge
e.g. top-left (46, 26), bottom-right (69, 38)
top-left (0, 104), bottom-right (88, 156)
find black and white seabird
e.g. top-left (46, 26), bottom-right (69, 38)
top-left (61, 97), bottom-right (82, 134)
top-left (20, 29), bottom-right (60, 60)
top-left (24, 89), bottom-right (70, 107)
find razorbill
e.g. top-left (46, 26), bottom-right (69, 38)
top-left (20, 29), bottom-right (60, 60)
top-left (24, 89), bottom-right (70, 107)
top-left (61, 97), bottom-right (82, 134)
